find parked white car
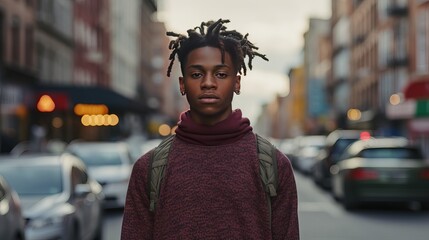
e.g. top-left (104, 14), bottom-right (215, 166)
top-left (0, 153), bottom-right (104, 240)
top-left (0, 175), bottom-right (26, 240)
top-left (292, 135), bottom-right (327, 174)
top-left (66, 141), bottom-right (134, 209)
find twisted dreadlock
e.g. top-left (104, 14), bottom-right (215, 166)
top-left (166, 19), bottom-right (269, 77)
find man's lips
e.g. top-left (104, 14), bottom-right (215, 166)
top-left (198, 94), bottom-right (219, 103)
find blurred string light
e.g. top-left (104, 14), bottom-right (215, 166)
top-left (347, 108), bottom-right (361, 121)
top-left (158, 124), bottom-right (171, 136)
top-left (73, 104), bottom-right (119, 127)
top-left (81, 114), bottom-right (119, 126)
top-left (52, 117), bottom-right (63, 128)
top-left (389, 93), bottom-right (402, 105)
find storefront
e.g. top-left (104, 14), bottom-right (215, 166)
top-left (387, 79), bottom-right (429, 159)
top-left (34, 84), bottom-right (149, 142)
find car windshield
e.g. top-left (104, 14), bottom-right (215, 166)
top-left (73, 148), bottom-right (124, 166)
top-left (360, 148), bottom-right (423, 159)
top-left (0, 165), bottom-right (63, 195)
top-left (331, 138), bottom-right (358, 162)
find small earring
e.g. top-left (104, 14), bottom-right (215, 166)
top-left (181, 91), bottom-right (186, 96)
top-left (235, 90), bottom-right (241, 95)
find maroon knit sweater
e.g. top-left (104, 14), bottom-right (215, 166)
top-left (121, 110), bottom-right (299, 239)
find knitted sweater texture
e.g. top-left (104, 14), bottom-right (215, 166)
top-left (121, 110), bottom-right (299, 239)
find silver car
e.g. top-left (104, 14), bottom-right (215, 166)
top-left (0, 175), bottom-right (26, 240)
top-left (0, 153), bottom-right (104, 240)
top-left (292, 135), bottom-right (327, 174)
top-left (66, 141), bottom-right (133, 209)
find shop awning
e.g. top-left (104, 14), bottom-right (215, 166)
top-left (404, 79), bottom-right (429, 100)
top-left (35, 85), bottom-right (148, 113)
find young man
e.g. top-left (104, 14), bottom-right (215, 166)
top-left (121, 19), bottom-right (299, 240)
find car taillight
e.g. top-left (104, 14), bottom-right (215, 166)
top-left (346, 168), bottom-right (378, 180)
top-left (420, 169), bottom-right (429, 179)
top-left (360, 131), bottom-right (371, 140)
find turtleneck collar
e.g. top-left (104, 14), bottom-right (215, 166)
top-left (174, 109), bottom-right (253, 146)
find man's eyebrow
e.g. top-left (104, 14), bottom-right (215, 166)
top-left (187, 64), bottom-right (230, 70)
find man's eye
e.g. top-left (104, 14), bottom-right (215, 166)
top-left (191, 73), bottom-right (202, 78)
top-left (216, 72), bottom-right (228, 79)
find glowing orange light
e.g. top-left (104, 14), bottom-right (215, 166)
top-left (74, 104), bottom-right (108, 115)
top-left (158, 124), bottom-right (171, 136)
top-left (37, 95), bottom-right (55, 112)
top-left (81, 114), bottom-right (119, 126)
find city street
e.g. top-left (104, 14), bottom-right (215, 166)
top-left (296, 171), bottom-right (429, 240)
top-left (102, 171), bottom-right (429, 240)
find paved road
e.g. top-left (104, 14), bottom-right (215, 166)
top-left (102, 208), bottom-right (123, 240)
top-left (296, 171), bottom-right (429, 240)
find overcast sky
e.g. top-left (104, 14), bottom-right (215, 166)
top-left (156, 0), bottom-right (331, 123)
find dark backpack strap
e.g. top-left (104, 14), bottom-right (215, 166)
top-left (147, 135), bottom-right (175, 212)
top-left (257, 134), bottom-right (278, 197)
top-left (256, 134), bottom-right (279, 227)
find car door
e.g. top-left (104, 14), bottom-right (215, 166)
top-left (71, 165), bottom-right (99, 239)
top-left (0, 179), bottom-right (12, 240)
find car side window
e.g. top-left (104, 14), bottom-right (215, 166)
top-left (0, 181), bottom-right (6, 201)
top-left (71, 166), bottom-right (88, 187)
top-left (338, 150), bottom-right (351, 161)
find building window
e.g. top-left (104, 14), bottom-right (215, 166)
top-left (377, 0), bottom-right (389, 22)
top-left (0, 12), bottom-right (4, 64)
top-left (416, 10), bottom-right (428, 74)
top-left (11, 16), bottom-right (20, 65)
top-left (37, 0), bottom-right (54, 23)
top-left (25, 25), bottom-right (33, 68)
top-left (395, 19), bottom-right (408, 61)
top-left (378, 29), bottom-right (392, 68)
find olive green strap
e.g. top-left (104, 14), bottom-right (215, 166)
top-left (256, 134), bottom-right (278, 228)
top-left (147, 135), bottom-right (175, 212)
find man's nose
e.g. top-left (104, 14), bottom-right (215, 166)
top-left (201, 74), bottom-right (216, 88)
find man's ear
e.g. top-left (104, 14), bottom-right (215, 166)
top-left (179, 76), bottom-right (185, 93)
top-left (235, 75), bottom-right (241, 92)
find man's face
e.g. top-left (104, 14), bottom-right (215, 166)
top-left (179, 46), bottom-right (241, 125)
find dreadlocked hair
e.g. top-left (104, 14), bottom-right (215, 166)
top-left (166, 19), bottom-right (269, 77)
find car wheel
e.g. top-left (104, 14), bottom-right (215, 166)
top-left (331, 180), bottom-right (341, 202)
top-left (421, 202), bottom-right (429, 211)
top-left (14, 232), bottom-right (24, 240)
top-left (332, 193), bottom-right (341, 202)
top-left (312, 165), bottom-right (322, 185)
top-left (343, 192), bottom-right (358, 210)
top-left (70, 222), bottom-right (81, 240)
top-left (93, 225), bottom-right (103, 240)
top-left (93, 209), bottom-right (104, 240)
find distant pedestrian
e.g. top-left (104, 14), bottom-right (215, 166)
top-left (121, 19), bottom-right (299, 240)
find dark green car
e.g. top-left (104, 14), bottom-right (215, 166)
top-left (331, 137), bottom-right (429, 210)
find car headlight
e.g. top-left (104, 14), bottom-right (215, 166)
top-left (28, 215), bottom-right (63, 229)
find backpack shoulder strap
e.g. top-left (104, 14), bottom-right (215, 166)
top-left (256, 134), bottom-right (279, 198)
top-left (147, 134), bottom-right (175, 212)
top-left (256, 134), bottom-right (279, 227)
